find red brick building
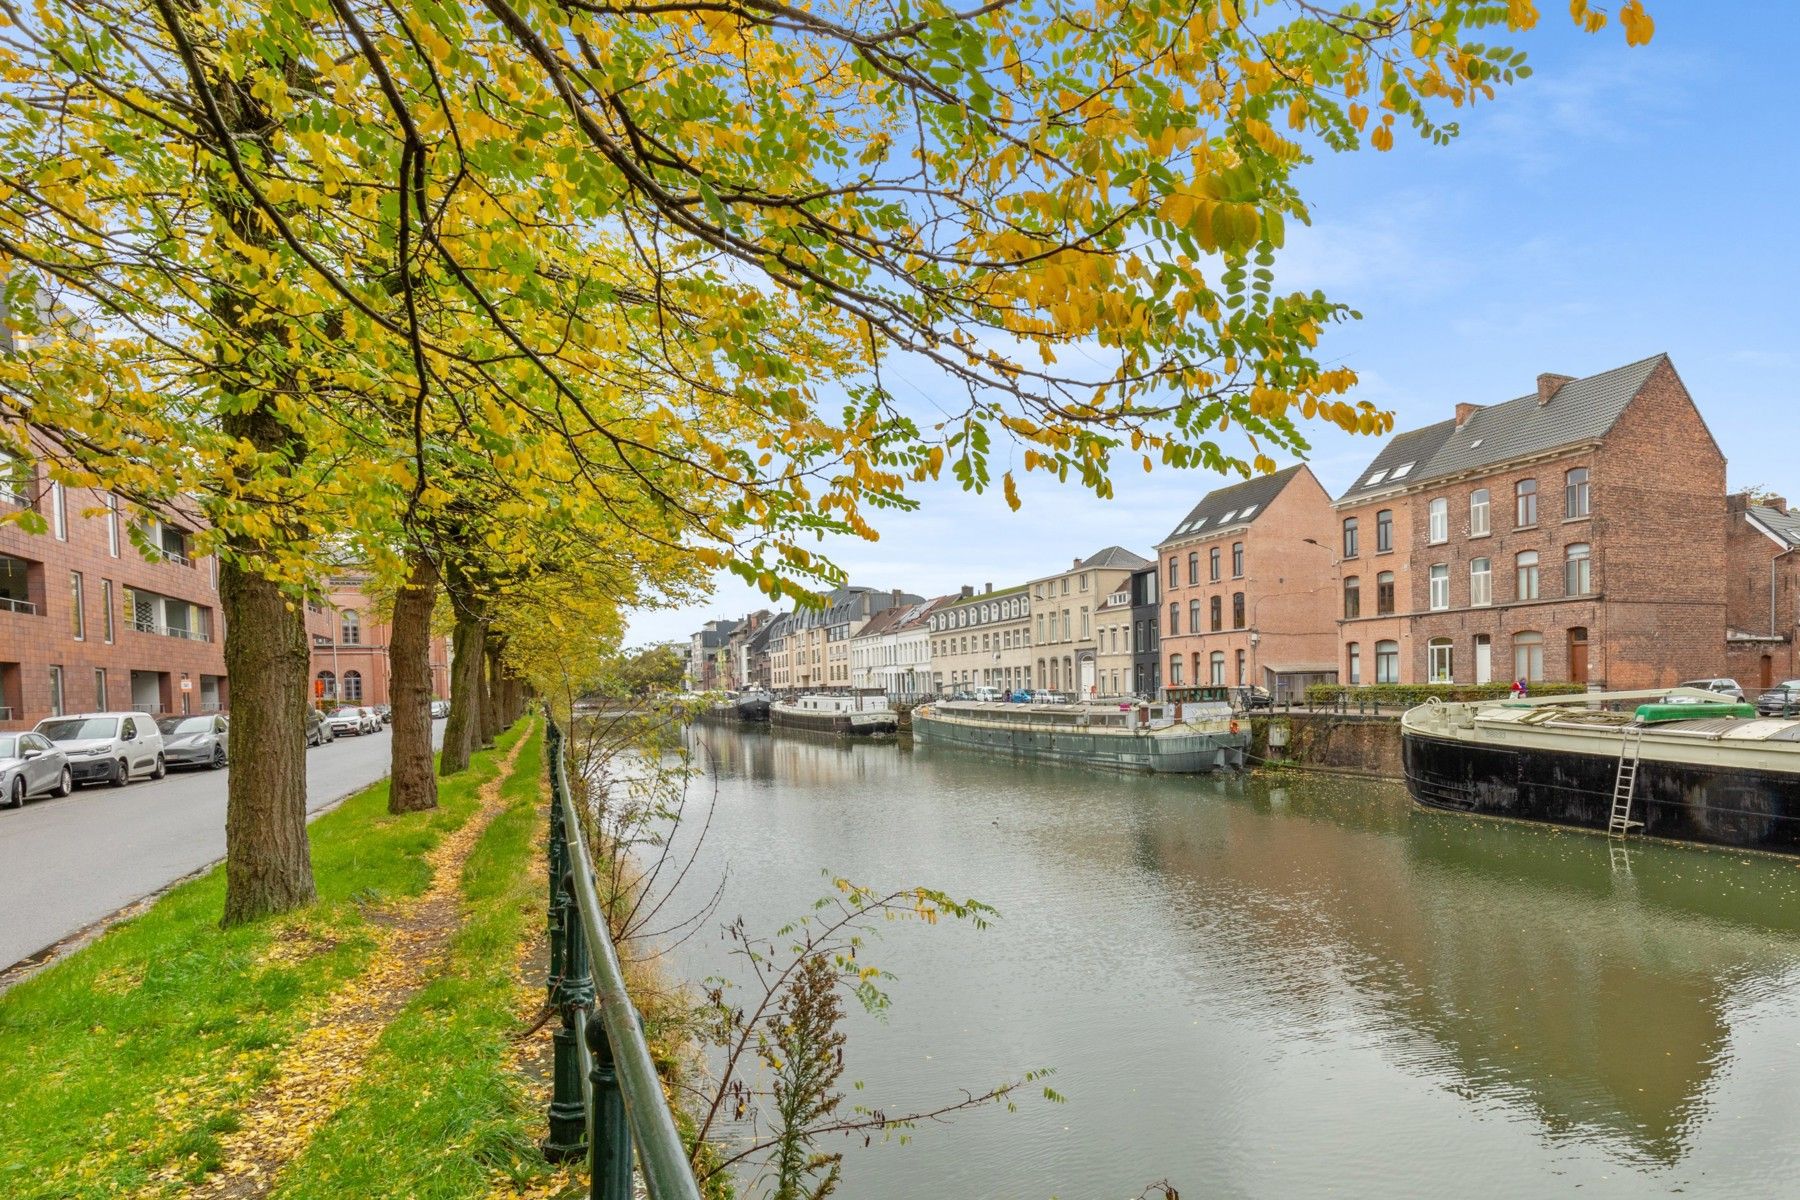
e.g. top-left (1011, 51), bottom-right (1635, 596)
top-left (1155, 465), bottom-right (1339, 701)
top-left (0, 446), bottom-right (226, 728)
top-left (1333, 354), bottom-right (1727, 689)
top-left (1724, 494), bottom-right (1800, 689)
top-left (308, 570), bottom-right (452, 707)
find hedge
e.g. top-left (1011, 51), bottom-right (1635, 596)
top-left (1302, 681), bottom-right (1588, 708)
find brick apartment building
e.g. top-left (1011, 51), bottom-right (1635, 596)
top-left (0, 445), bottom-right (226, 728)
top-left (309, 570), bottom-right (452, 707)
top-left (1333, 354), bottom-right (1727, 689)
top-left (1157, 465), bottom-right (1339, 700)
top-left (1725, 494), bottom-right (1800, 688)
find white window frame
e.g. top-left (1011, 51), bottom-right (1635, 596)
top-left (1429, 564), bottom-right (1449, 611)
top-left (1517, 551), bottom-right (1540, 601)
top-left (1469, 558), bottom-right (1492, 607)
top-left (1428, 497), bottom-right (1448, 544)
top-left (1566, 543), bottom-right (1591, 596)
top-left (1374, 641), bottom-right (1400, 684)
top-left (1469, 489), bottom-right (1490, 537)
top-left (1428, 638), bottom-right (1454, 683)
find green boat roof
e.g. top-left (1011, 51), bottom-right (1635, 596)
top-left (1634, 702), bottom-right (1758, 724)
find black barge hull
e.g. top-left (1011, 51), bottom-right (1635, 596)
top-left (1402, 731), bottom-right (1800, 855)
top-left (735, 698), bottom-right (771, 722)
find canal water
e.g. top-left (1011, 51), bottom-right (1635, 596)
top-left (667, 725), bottom-right (1800, 1198)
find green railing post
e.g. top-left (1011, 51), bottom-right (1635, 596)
top-left (587, 1013), bottom-right (634, 1200)
top-left (545, 727), bottom-right (568, 997)
top-left (545, 867), bottom-right (595, 1159)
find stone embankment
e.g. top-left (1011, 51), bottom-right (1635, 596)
top-left (1248, 712), bottom-right (1402, 779)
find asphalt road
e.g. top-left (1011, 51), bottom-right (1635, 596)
top-left (0, 720), bottom-right (444, 971)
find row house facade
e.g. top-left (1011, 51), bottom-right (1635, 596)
top-left (308, 570), bottom-right (453, 707)
top-left (1332, 354), bottom-right (1727, 690)
top-left (685, 618), bottom-right (739, 690)
top-left (1092, 567), bottom-right (1163, 698)
top-left (1724, 494), bottom-right (1800, 688)
top-left (1028, 547), bottom-right (1151, 697)
top-left (762, 587), bottom-right (917, 691)
top-left (0, 437), bottom-right (227, 727)
top-left (1157, 466), bottom-right (1339, 701)
top-left (929, 584), bottom-right (1032, 693)
top-left (849, 596), bottom-right (948, 697)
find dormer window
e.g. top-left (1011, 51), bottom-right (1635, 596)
top-left (1218, 509), bottom-right (1236, 523)
top-left (1389, 462), bottom-right (1413, 479)
top-left (1365, 469), bottom-right (1388, 486)
top-left (1238, 504), bottom-right (1257, 518)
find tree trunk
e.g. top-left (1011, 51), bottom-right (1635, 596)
top-left (388, 550), bottom-right (439, 813)
top-left (221, 560), bottom-right (316, 924)
top-left (480, 641), bottom-right (504, 745)
top-left (440, 564), bottom-right (485, 776)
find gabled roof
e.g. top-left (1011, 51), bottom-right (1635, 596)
top-left (1159, 465), bottom-right (1305, 545)
top-left (1420, 354), bottom-right (1667, 482)
top-left (1080, 545), bottom-right (1153, 570)
top-left (851, 605), bottom-right (912, 640)
top-left (1748, 504), bottom-right (1800, 547)
top-left (892, 595), bottom-right (955, 632)
top-left (1335, 419), bottom-right (1458, 503)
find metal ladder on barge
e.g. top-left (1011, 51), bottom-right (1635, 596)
top-left (1607, 727), bottom-right (1645, 837)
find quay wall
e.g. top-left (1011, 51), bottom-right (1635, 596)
top-left (1250, 712), bottom-right (1402, 779)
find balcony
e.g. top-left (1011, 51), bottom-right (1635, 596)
top-left (131, 617), bottom-right (211, 642)
top-left (0, 595), bottom-right (36, 615)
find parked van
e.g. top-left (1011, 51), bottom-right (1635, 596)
top-left (33, 711), bottom-right (166, 787)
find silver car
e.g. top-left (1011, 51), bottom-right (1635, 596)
top-left (157, 714), bottom-right (229, 769)
top-left (0, 731), bottom-right (72, 808)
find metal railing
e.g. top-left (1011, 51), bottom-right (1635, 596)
top-left (130, 618), bottom-right (211, 642)
top-left (0, 595), bottom-right (36, 615)
top-left (542, 714), bottom-right (702, 1200)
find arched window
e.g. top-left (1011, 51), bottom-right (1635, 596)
top-left (1209, 547), bottom-right (1222, 581)
top-left (1188, 551), bottom-right (1200, 586)
top-left (1167, 557), bottom-right (1179, 588)
top-left (343, 669), bottom-right (363, 701)
top-left (317, 670), bottom-right (337, 700)
top-left (1469, 488), bottom-right (1490, 536)
top-left (1210, 595), bottom-right (1223, 631)
top-left (1232, 592), bottom-right (1245, 629)
top-left (1516, 479), bottom-right (1538, 526)
top-left (1513, 631), bottom-right (1544, 682)
top-left (1516, 550), bottom-right (1540, 600)
top-left (1429, 564), bottom-right (1449, 610)
top-left (1189, 599), bottom-right (1202, 632)
top-left (1565, 543), bottom-right (1591, 595)
top-left (1375, 640), bottom-right (1400, 684)
top-left (1376, 571), bottom-right (1396, 615)
top-left (1343, 576), bottom-right (1361, 619)
top-left (1169, 654), bottom-right (1184, 685)
top-left (1346, 642), bottom-right (1361, 685)
top-left (1428, 638), bottom-right (1454, 683)
top-left (340, 609), bottom-right (361, 645)
top-left (1209, 651), bottom-right (1226, 685)
top-left (1342, 517), bottom-right (1359, 558)
top-left (1376, 509), bottom-right (1393, 552)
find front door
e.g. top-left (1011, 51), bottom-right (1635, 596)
top-left (1474, 635), bottom-right (1492, 685)
top-left (1569, 627), bottom-right (1590, 686)
top-left (1080, 659), bottom-right (1096, 697)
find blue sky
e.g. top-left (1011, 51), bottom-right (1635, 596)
top-left (630, 2), bottom-right (1798, 646)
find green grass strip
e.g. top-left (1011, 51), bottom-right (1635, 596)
top-left (0, 722), bottom-right (530, 1200)
top-left (270, 722), bottom-right (551, 1199)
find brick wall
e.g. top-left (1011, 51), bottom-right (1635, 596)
top-left (1334, 492), bottom-right (1425, 684)
top-left (1723, 496), bottom-right (1798, 685)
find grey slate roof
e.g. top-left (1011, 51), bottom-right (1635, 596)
top-left (1159, 464), bottom-right (1305, 545)
top-left (1079, 545), bottom-right (1153, 570)
top-left (1335, 419), bottom-right (1458, 503)
top-left (1749, 504), bottom-right (1800, 547)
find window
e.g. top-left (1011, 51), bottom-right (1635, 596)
top-left (93, 668), bottom-right (107, 711)
top-left (1061, 578), bottom-right (1069, 595)
top-left (1210, 547), bottom-right (1221, 582)
top-left (1376, 571), bottom-right (1395, 615)
top-left (49, 665), bottom-right (64, 717)
top-left (1428, 498), bottom-right (1448, 544)
top-left (106, 493), bottom-right (120, 556)
top-left (1347, 642), bottom-right (1362, 685)
top-left (102, 579), bottom-right (114, 642)
top-left (1209, 651), bottom-right (1226, 685)
top-left (341, 609), bottom-right (362, 644)
top-left (1343, 517), bottom-right (1360, 558)
top-left (1429, 564), bottom-right (1449, 611)
top-left (1516, 479), bottom-right (1538, 526)
top-left (1189, 600), bottom-right (1203, 633)
top-left (70, 571), bottom-right (84, 640)
top-left (1168, 557), bottom-right (1178, 588)
top-left (50, 482), bottom-right (66, 540)
top-left (1516, 551), bottom-right (1540, 600)
top-left (1565, 543), bottom-right (1591, 595)
top-left (343, 670), bottom-right (363, 701)
top-left (1169, 655), bottom-right (1184, 685)
top-left (1343, 576), bottom-right (1361, 619)
top-left (1470, 489), bottom-right (1490, 537)
top-left (318, 670), bottom-right (336, 700)
top-left (1469, 558), bottom-right (1492, 607)
top-left (1188, 552), bottom-right (1199, 586)
top-left (1376, 509), bottom-right (1393, 552)
top-left (1232, 542), bottom-right (1244, 577)
top-left (1079, 573), bottom-right (1089, 592)
top-left (1565, 468), bottom-right (1590, 519)
top-left (1209, 595), bottom-right (1222, 631)
top-left (1428, 638), bottom-right (1455, 683)
top-left (1514, 631), bottom-right (1544, 683)
top-left (1236, 649), bottom-right (1246, 685)
top-left (1168, 603), bottom-right (1179, 636)
top-left (1079, 607), bottom-right (1089, 638)
top-left (1232, 592), bottom-right (1245, 629)
top-left (1375, 641), bottom-right (1400, 684)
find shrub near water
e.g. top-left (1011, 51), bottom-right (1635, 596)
top-left (1304, 682), bottom-right (1588, 708)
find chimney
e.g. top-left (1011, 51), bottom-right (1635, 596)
top-left (891, 588), bottom-right (902, 603)
top-left (960, 585), bottom-right (974, 599)
top-left (984, 582), bottom-right (993, 593)
top-left (1771, 496), bottom-right (1790, 515)
top-left (1454, 402), bottom-right (1480, 428)
top-left (1728, 492), bottom-right (1751, 515)
top-left (1072, 557), bottom-right (1082, 569)
top-left (1536, 372), bottom-right (1575, 406)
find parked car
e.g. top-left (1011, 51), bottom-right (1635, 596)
top-left (1756, 680), bottom-right (1800, 717)
top-left (429, 700), bottom-right (450, 719)
top-left (325, 706), bottom-right (372, 737)
top-left (33, 712), bottom-right (165, 787)
top-left (1676, 678), bottom-right (1746, 702)
top-left (0, 732), bottom-right (72, 808)
top-left (966, 687), bottom-right (1003, 703)
top-left (306, 707), bottom-right (336, 746)
top-left (158, 714), bottom-right (229, 770)
top-left (358, 706), bottom-right (385, 732)
top-left (374, 704), bottom-right (393, 724)
top-left (1027, 690), bottom-right (1069, 704)
top-left (1229, 685), bottom-right (1274, 711)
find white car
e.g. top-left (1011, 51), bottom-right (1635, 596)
top-left (33, 711), bottom-right (165, 787)
top-left (325, 706), bottom-right (375, 736)
top-left (1675, 678), bottom-right (1746, 702)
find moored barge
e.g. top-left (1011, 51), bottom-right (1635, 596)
top-left (771, 693), bottom-right (898, 736)
top-left (1402, 688), bottom-right (1800, 854)
top-left (912, 699), bottom-right (1248, 773)
top-left (734, 690), bottom-right (772, 722)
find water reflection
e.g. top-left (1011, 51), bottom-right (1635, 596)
top-left (677, 725), bottom-right (1800, 1197)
